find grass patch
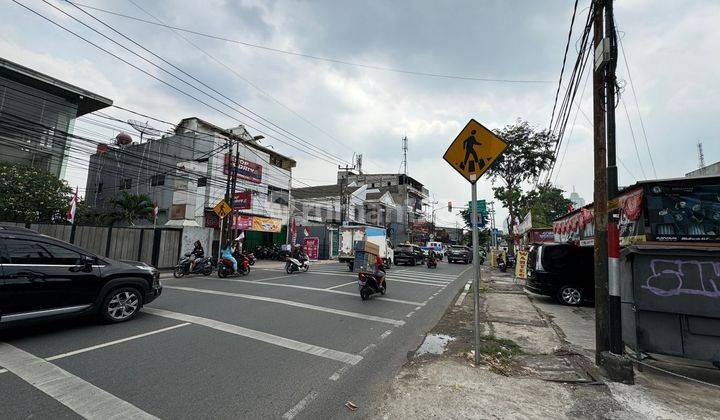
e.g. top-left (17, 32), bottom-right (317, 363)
top-left (478, 335), bottom-right (522, 358)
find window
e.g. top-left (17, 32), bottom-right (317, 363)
top-left (150, 174), bottom-right (165, 186)
top-left (97, 182), bottom-right (103, 194)
top-left (387, 182), bottom-right (391, 186)
top-left (6, 239), bottom-right (83, 265)
top-left (197, 177), bottom-right (207, 187)
top-left (371, 183), bottom-right (375, 188)
top-left (354, 207), bottom-right (360, 220)
top-left (120, 178), bottom-right (132, 190)
top-left (268, 185), bottom-right (289, 205)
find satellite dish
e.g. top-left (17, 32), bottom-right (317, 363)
top-left (127, 119), bottom-right (163, 142)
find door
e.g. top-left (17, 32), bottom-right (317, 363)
top-left (2, 238), bottom-right (101, 315)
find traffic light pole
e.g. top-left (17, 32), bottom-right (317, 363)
top-left (471, 177), bottom-right (481, 365)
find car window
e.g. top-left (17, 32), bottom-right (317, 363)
top-left (541, 246), bottom-right (572, 271)
top-left (5, 239), bottom-right (83, 265)
top-left (395, 245), bottom-right (412, 251)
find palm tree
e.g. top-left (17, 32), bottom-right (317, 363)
top-left (109, 192), bottom-right (154, 226)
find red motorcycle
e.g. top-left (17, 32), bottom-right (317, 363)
top-left (217, 253), bottom-right (250, 278)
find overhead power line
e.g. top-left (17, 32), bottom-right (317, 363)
top-left (69, 1), bottom-right (552, 84)
top-left (548, 0), bottom-right (580, 133)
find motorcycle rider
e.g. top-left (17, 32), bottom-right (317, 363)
top-left (189, 240), bottom-right (204, 272)
top-left (374, 254), bottom-right (386, 287)
top-left (292, 245), bottom-right (307, 262)
top-left (221, 240), bottom-right (238, 273)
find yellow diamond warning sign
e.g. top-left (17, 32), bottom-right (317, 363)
top-left (213, 199), bottom-right (232, 219)
top-left (443, 119), bottom-right (507, 183)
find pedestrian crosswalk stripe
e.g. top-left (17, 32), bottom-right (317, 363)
top-left (0, 343), bottom-right (158, 419)
top-left (144, 308), bottom-right (362, 365)
top-left (165, 286), bottom-right (405, 326)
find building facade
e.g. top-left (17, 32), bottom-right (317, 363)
top-left (85, 117), bottom-right (295, 248)
top-left (0, 58), bottom-right (112, 178)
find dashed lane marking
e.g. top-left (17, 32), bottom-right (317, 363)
top-left (406, 311), bottom-right (415, 318)
top-left (0, 343), bottom-right (158, 419)
top-left (282, 391), bottom-right (318, 420)
top-left (192, 277), bottom-right (426, 306)
top-left (144, 308), bottom-right (362, 365)
top-left (165, 286), bottom-right (405, 326)
top-left (379, 330), bottom-right (393, 340)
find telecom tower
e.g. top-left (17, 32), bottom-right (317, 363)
top-left (697, 141), bottom-right (706, 171)
top-left (401, 136), bottom-right (408, 175)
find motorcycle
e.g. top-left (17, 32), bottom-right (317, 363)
top-left (244, 252), bottom-right (256, 266)
top-left (426, 255), bottom-right (438, 269)
top-left (358, 270), bottom-right (387, 300)
top-left (173, 253), bottom-right (213, 278)
top-left (217, 253), bottom-right (250, 278)
top-left (497, 257), bottom-right (507, 272)
top-left (285, 255), bottom-right (310, 274)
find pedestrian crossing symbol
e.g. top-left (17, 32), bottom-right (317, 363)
top-left (443, 119), bottom-right (507, 183)
top-left (213, 199), bottom-right (232, 219)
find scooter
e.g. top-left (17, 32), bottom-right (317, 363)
top-left (173, 253), bottom-right (213, 278)
top-left (497, 257), bottom-right (507, 272)
top-left (217, 254), bottom-right (250, 278)
top-left (358, 271), bottom-right (386, 300)
top-left (244, 252), bottom-right (256, 266)
top-left (426, 255), bottom-right (438, 269)
top-left (285, 255), bottom-right (310, 274)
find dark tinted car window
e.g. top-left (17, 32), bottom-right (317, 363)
top-left (542, 246), bottom-right (572, 271)
top-left (396, 245), bottom-right (412, 252)
top-left (6, 239), bottom-right (83, 265)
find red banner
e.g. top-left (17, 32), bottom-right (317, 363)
top-left (234, 215), bottom-right (253, 230)
top-left (303, 237), bottom-right (319, 261)
top-left (224, 153), bottom-right (263, 184)
top-left (233, 191), bottom-right (252, 210)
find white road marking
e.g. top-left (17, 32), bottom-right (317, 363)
top-left (379, 330), bottom-right (393, 340)
top-left (253, 274), bottom-right (294, 283)
top-left (0, 343), bottom-right (158, 419)
top-left (359, 343), bottom-right (377, 356)
top-left (325, 281), bottom-right (357, 290)
top-left (329, 364), bottom-right (350, 381)
top-left (414, 306), bottom-right (422, 311)
top-left (455, 279), bottom-right (474, 306)
top-left (144, 308), bottom-right (362, 365)
top-left (165, 286), bottom-right (405, 326)
top-left (406, 311), bottom-right (415, 318)
top-left (258, 268), bottom-right (455, 283)
top-left (390, 278), bottom-right (445, 287)
top-left (195, 277), bottom-right (426, 306)
top-left (282, 391), bottom-right (318, 420)
top-left (46, 323), bottom-right (190, 361)
top-left (0, 323), bottom-right (190, 375)
top-left (428, 296), bottom-right (434, 300)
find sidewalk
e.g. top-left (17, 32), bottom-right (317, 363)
top-left (375, 267), bottom-right (720, 419)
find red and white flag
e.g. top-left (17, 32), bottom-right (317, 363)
top-left (152, 202), bottom-right (159, 218)
top-left (303, 226), bottom-right (311, 237)
top-left (66, 187), bottom-right (79, 223)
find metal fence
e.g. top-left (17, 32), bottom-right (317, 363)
top-left (2, 222), bottom-right (183, 269)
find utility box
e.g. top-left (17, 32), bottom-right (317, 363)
top-left (621, 243), bottom-right (720, 365)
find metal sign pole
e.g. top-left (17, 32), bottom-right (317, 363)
top-left (471, 176), bottom-right (481, 365)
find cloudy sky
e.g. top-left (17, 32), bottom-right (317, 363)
top-left (2, 0), bottom-right (718, 228)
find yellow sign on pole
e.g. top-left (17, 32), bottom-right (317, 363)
top-left (515, 250), bottom-right (528, 280)
top-left (213, 199), bottom-right (232, 219)
top-left (443, 119), bottom-right (507, 183)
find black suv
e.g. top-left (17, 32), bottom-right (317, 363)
top-left (393, 244), bottom-right (424, 266)
top-left (447, 245), bottom-right (472, 264)
top-left (525, 243), bottom-right (594, 306)
top-left (0, 226), bottom-right (162, 327)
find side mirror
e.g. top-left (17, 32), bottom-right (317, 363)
top-left (81, 255), bottom-right (94, 271)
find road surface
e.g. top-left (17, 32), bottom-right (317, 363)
top-left (0, 260), bottom-right (471, 419)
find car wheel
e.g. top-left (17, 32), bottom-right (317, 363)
top-left (557, 285), bottom-right (583, 306)
top-left (173, 266), bottom-right (184, 278)
top-left (101, 287), bottom-right (142, 323)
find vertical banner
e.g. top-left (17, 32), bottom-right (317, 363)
top-left (303, 237), bottom-right (319, 261)
top-left (290, 218), bottom-right (297, 244)
top-left (515, 250), bottom-right (528, 279)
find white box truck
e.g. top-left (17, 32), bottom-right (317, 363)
top-left (339, 226), bottom-right (394, 271)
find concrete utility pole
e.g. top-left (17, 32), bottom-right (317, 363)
top-left (604, 0), bottom-right (623, 356)
top-left (592, 0), bottom-right (610, 364)
top-left (229, 138), bottom-right (240, 242)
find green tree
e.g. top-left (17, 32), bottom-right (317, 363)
top-left (519, 183), bottom-right (572, 228)
top-left (0, 162), bottom-right (72, 223)
top-left (108, 191), bottom-right (154, 226)
top-left (487, 119), bottom-right (556, 237)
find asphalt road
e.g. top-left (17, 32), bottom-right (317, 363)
top-left (0, 259), bottom-right (472, 419)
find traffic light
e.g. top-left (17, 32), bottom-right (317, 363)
top-left (448, 201), bottom-right (452, 212)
